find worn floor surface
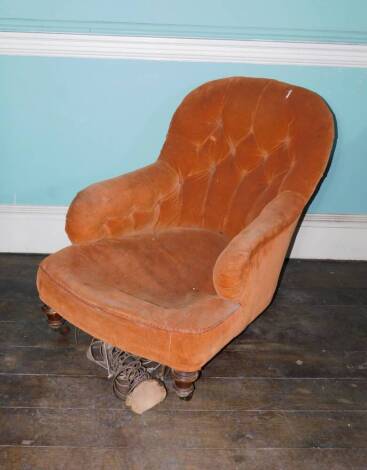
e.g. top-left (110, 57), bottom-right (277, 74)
top-left (0, 254), bottom-right (366, 469)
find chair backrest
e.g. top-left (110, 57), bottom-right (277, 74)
top-left (159, 77), bottom-right (334, 237)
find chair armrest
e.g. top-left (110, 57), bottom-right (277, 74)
top-left (213, 191), bottom-right (306, 318)
top-left (66, 161), bottom-right (178, 243)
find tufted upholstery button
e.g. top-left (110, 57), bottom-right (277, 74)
top-left (261, 150), bottom-right (269, 161)
top-left (226, 136), bottom-right (236, 157)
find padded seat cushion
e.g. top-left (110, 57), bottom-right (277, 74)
top-left (38, 228), bottom-right (243, 370)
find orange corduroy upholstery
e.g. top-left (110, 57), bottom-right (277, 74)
top-left (37, 77), bottom-right (334, 371)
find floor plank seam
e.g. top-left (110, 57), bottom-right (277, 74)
top-left (1, 445), bottom-right (367, 450)
top-left (2, 406), bottom-right (367, 413)
top-left (1, 373), bottom-right (367, 380)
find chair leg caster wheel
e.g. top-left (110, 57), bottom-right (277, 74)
top-left (41, 304), bottom-right (69, 334)
top-left (179, 393), bottom-right (194, 401)
top-left (172, 369), bottom-right (200, 400)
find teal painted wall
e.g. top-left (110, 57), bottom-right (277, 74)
top-left (1, 56), bottom-right (367, 213)
top-left (1, 0), bottom-right (367, 43)
top-left (1, 2), bottom-right (366, 213)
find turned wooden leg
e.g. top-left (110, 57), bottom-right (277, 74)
top-left (172, 369), bottom-right (200, 400)
top-left (41, 304), bottom-right (69, 334)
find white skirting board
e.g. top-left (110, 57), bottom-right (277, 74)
top-left (0, 205), bottom-right (366, 260)
top-left (0, 205), bottom-right (69, 255)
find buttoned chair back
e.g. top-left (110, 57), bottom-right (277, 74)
top-left (158, 77), bottom-right (333, 237)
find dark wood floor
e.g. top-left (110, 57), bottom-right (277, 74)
top-left (0, 254), bottom-right (366, 469)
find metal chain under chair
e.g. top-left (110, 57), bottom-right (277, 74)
top-left (87, 338), bottom-right (168, 414)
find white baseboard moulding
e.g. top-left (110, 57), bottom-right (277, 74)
top-left (0, 32), bottom-right (367, 68)
top-left (0, 205), bottom-right (366, 260)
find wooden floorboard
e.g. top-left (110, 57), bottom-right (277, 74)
top-left (2, 345), bottom-right (367, 379)
top-left (0, 254), bottom-right (366, 469)
top-left (1, 408), bottom-right (366, 448)
top-left (1, 447), bottom-right (367, 470)
top-left (1, 375), bottom-right (367, 411)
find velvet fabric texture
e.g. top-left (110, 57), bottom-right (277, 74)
top-left (37, 77), bottom-right (334, 371)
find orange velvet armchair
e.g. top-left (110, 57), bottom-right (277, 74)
top-left (37, 77), bottom-right (334, 399)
